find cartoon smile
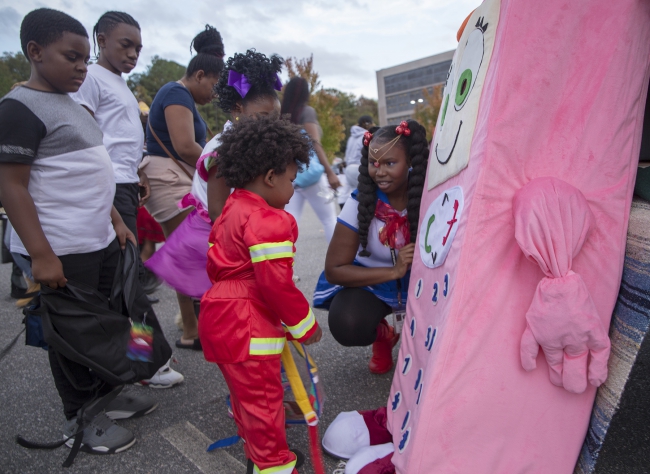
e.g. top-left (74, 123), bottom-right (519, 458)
top-left (435, 120), bottom-right (463, 165)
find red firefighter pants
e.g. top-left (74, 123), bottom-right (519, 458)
top-left (218, 358), bottom-right (298, 473)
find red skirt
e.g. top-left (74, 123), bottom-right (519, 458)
top-left (137, 207), bottom-right (166, 244)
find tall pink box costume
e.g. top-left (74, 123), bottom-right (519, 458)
top-left (324, 0), bottom-right (650, 472)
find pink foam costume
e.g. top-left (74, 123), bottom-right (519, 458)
top-left (325, 1), bottom-right (650, 473)
top-left (386, 1), bottom-right (650, 472)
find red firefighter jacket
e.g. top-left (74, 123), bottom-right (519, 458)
top-left (199, 189), bottom-right (318, 364)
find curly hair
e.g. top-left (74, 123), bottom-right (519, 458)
top-left (92, 11), bottom-right (140, 56)
top-left (186, 25), bottom-right (225, 77)
top-left (20, 8), bottom-right (88, 57)
top-left (215, 115), bottom-right (311, 188)
top-left (357, 120), bottom-right (429, 256)
top-left (215, 49), bottom-right (284, 114)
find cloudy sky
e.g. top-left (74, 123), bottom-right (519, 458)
top-left (0, 0), bottom-right (477, 98)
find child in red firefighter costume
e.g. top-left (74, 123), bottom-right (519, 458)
top-left (199, 115), bottom-right (323, 474)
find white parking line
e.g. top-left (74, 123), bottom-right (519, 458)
top-left (161, 421), bottom-right (245, 473)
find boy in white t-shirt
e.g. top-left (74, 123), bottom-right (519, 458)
top-left (0, 8), bottom-right (154, 455)
top-left (71, 11), bottom-right (183, 389)
top-left (71, 12), bottom-right (147, 249)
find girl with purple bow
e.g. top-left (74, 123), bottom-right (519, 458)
top-left (145, 50), bottom-right (283, 350)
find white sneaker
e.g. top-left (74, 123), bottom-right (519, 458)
top-left (135, 359), bottom-right (184, 389)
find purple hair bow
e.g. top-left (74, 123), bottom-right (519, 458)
top-left (227, 70), bottom-right (283, 98)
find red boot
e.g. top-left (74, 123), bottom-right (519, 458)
top-left (369, 319), bottom-right (400, 374)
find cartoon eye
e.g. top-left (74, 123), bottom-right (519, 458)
top-left (455, 69), bottom-right (472, 107)
top-left (454, 26), bottom-right (485, 111)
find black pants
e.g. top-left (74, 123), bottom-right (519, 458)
top-left (327, 288), bottom-right (392, 347)
top-left (48, 239), bottom-right (121, 419)
top-left (113, 183), bottom-right (140, 237)
top-left (113, 183), bottom-right (146, 282)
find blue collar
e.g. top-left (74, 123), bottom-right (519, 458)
top-left (351, 188), bottom-right (389, 204)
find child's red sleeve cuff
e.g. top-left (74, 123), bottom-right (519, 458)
top-left (296, 322), bottom-right (319, 343)
top-left (284, 310), bottom-right (318, 343)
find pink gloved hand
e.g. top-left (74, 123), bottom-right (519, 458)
top-left (520, 271), bottom-right (610, 393)
top-left (514, 177), bottom-right (611, 394)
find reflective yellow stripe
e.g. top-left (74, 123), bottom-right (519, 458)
top-left (285, 308), bottom-right (316, 340)
top-left (249, 241), bottom-right (294, 263)
top-left (253, 459), bottom-right (297, 474)
top-left (249, 337), bottom-right (285, 356)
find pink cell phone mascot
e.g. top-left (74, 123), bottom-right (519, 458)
top-left (323, 0), bottom-right (650, 472)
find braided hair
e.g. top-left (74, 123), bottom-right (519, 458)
top-left (357, 119), bottom-right (429, 256)
top-left (92, 11), bottom-right (140, 56)
top-left (215, 49), bottom-right (284, 114)
top-left (186, 25), bottom-right (225, 77)
top-left (20, 8), bottom-right (87, 57)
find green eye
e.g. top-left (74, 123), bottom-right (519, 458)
top-left (455, 69), bottom-right (472, 107)
top-left (441, 95), bottom-right (449, 126)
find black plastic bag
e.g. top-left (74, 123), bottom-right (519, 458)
top-left (39, 241), bottom-right (171, 386)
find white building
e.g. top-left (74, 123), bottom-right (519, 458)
top-left (376, 50), bottom-right (454, 126)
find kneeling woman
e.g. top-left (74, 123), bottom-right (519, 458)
top-left (314, 120), bottom-right (429, 373)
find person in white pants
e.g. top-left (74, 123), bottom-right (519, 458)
top-left (281, 77), bottom-right (341, 244)
top-left (285, 173), bottom-right (337, 243)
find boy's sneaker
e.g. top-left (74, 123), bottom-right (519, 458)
top-left (63, 413), bottom-right (135, 454)
top-left (105, 393), bottom-right (158, 420)
top-left (135, 359), bottom-right (184, 389)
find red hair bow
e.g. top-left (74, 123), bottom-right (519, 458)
top-left (395, 121), bottom-right (411, 137)
top-left (363, 131), bottom-right (373, 147)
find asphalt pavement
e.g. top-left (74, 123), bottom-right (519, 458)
top-left (0, 204), bottom-right (396, 474)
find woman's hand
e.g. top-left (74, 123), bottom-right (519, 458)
top-left (326, 170), bottom-right (341, 190)
top-left (303, 326), bottom-right (323, 345)
top-left (138, 170), bottom-right (151, 206)
top-left (392, 243), bottom-right (415, 279)
top-left (32, 252), bottom-right (67, 289)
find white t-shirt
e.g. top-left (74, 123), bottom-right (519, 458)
top-left (1, 87), bottom-right (116, 256)
top-left (71, 64), bottom-right (144, 184)
top-left (337, 191), bottom-right (407, 268)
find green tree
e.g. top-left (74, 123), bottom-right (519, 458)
top-left (413, 85), bottom-right (443, 141)
top-left (285, 55), bottom-right (320, 93)
top-left (285, 55), bottom-right (344, 160)
top-left (127, 55), bottom-right (185, 104)
top-left (0, 52), bottom-right (31, 96)
top-left (127, 55), bottom-right (228, 137)
top-left (330, 90), bottom-right (378, 154)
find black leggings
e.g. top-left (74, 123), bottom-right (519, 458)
top-left (328, 288), bottom-right (392, 347)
